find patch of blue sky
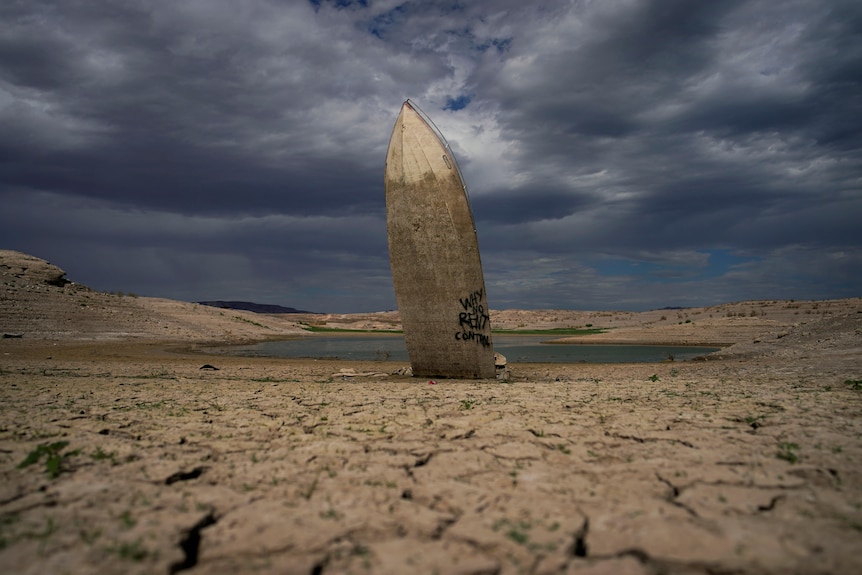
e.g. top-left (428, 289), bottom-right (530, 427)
top-left (444, 94), bottom-right (471, 111)
top-left (308, 0), bottom-right (368, 10)
top-left (367, 4), bottom-right (408, 39)
top-left (474, 37), bottom-right (512, 53)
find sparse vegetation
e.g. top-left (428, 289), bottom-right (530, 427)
top-left (90, 447), bottom-right (118, 465)
top-left (107, 539), bottom-right (150, 561)
top-left (18, 441), bottom-right (80, 478)
top-left (493, 518), bottom-right (532, 545)
top-left (776, 442), bottom-right (800, 464)
top-left (233, 315), bottom-right (268, 329)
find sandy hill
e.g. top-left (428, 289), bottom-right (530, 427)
top-left (0, 250), bottom-right (306, 343)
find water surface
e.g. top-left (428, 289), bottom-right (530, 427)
top-left (217, 334), bottom-right (719, 363)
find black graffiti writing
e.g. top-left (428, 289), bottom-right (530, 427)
top-left (458, 310), bottom-right (489, 333)
top-left (455, 329), bottom-right (491, 347)
top-left (459, 288), bottom-right (485, 313)
top-left (455, 288), bottom-right (491, 348)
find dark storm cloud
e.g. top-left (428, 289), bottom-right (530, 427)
top-left (1, 0), bottom-right (859, 311)
top-left (468, 0), bottom-right (861, 306)
top-left (2, 146), bottom-right (381, 217)
top-left (473, 185), bottom-right (595, 225)
top-left (0, 0), bottom-right (398, 216)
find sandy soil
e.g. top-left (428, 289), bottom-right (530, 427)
top-left (2, 251), bottom-right (862, 574)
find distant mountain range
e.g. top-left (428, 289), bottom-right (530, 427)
top-left (197, 300), bottom-right (318, 314)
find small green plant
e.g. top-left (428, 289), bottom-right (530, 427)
top-left (648, 374), bottom-right (660, 382)
top-left (460, 399), bottom-right (477, 410)
top-left (493, 518), bottom-right (532, 545)
top-left (118, 510), bottom-right (136, 529)
top-left (744, 415), bottom-right (766, 425)
top-left (844, 379), bottom-right (862, 390)
top-left (79, 527), bottom-right (102, 544)
top-left (90, 447), bottom-right (117, 464)
top-left (18, 441), bottom-right (80, 478)
top-left (776, 442), bottom-right (800, 464)
top-left (507, 528), bottom-right (529, 544)
top-left (0, 514), bottom-right (19, 549)
top-left (109, 539), bottom-right (149, 561)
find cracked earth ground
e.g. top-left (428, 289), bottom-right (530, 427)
top-left (1, 336), bottom-right (860, 575)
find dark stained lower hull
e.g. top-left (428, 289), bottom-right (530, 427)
top-left (384, 101), bottom-right (495, 378)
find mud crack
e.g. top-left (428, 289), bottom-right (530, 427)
top-left (605, 431), bottom-right (695, 448)
top-left (757, 494), bottom-right (785, 512)
top-left (169, 511), bottom-right (217, 573)
top-left (164, 466), bottom-right (208, 485)
top-left (656, 473), bottom-right (698, 518)
top-left (570, 516), bottom-right (589, 557)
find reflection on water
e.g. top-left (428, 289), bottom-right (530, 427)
top-left (218, 335), bottom-right (720, 363)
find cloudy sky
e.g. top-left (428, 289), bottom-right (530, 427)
top-left (1, 0), bottom-right (860, 312)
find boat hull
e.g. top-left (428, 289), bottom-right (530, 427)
top-left (384, 101), bottom-right (495, 378)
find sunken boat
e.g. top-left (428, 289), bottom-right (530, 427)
top-left (384, 100), bottom-right (495, 378)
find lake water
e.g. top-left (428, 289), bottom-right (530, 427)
top-left (217, 335), bottom-right (719, 363)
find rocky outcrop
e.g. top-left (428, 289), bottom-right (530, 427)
top-left (0, 249), bottom-right (308, 341)
top-left (0, 250), bottom-right (70, 287)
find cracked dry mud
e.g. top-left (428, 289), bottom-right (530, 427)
top-left (1, 332), bottom-right (861, 575)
